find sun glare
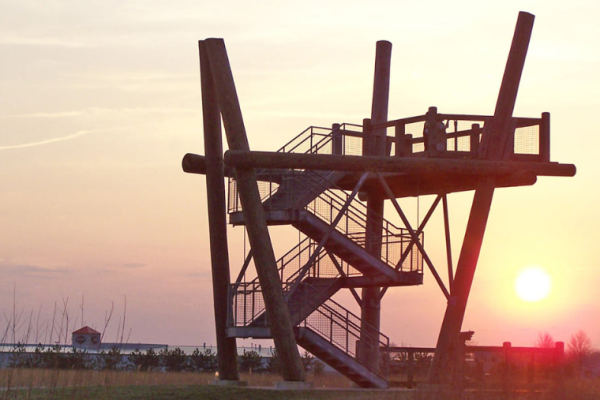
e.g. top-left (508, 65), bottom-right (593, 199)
top-left (515, 267), bottom-right (552, 302)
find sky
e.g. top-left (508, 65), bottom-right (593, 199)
top-left (1, 0), bottom-right (599, 349)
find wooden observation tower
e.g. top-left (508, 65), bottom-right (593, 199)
top-left (183, 12), bottom-right (576, 388)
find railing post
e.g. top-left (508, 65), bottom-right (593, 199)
top-left (453, 120), bottom-right (459, 151)
top-left (243, 289), bottom-right (247, 326)
top-left (251, 289), bottom-right (255, 326)
top-left (330, 316), bottom-right (334, 344)
top-left (332, 123), bottom-right (343, 155)
top-left (346, 324), bottom-right (349, 355)
top-left (470, 123), bottom-right (480, 156)
top-left (425, 106), bottom-right (446, 156)
top-left (540, 112), bottom-right (550, 162)
top-left (228, 285), bottom-right (234, 326)
top-left (408, 350), bottom-right (414, 388)
top-left (395, 122), bottom-right (413, 157)
top-left (362, 118), bottom-right (372, 156)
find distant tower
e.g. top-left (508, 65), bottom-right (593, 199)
top-left (183, 12), bottom-right (575, 387)
top-left (72, 326), bottom-right (101, 349)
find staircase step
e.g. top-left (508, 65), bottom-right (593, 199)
top-left (295, 327), bottom-right (388, 389)
top-left (249, 277), bottom-right (343, 328)
top-left (294, 211), bottom-right (400, 281)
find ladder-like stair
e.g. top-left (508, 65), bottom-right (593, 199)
top-left (249, 277), bottom-right (343, 327)
top-left (226, 124), bottom-right (421, 388)
top-left (295, 327), bottom-right (388, 388)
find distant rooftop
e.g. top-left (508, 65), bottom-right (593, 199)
top-left (72, 326), bottom-right (100, 335)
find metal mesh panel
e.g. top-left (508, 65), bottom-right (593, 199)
top-left (301, 296), bottom-right (389, 375)
top-left (343, 135), bottom-right (363, 156)
top-left (456, 135), bottom-right (471, 151)
top-left (514, 125), bottom-right (539, 155)
top-left (404, 121), bottom-right (425, 138)
top-left (230, 281), bottom-right (390, 378)
top-left (230, 282), bottom-right (266, 327)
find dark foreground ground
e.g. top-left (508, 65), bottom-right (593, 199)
top-left (3, 384), bottom-right (599, 400)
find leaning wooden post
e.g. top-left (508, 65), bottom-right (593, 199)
top-left (480, 12), bottom-right (535, 160)
top-left (360, 40), bottom-right (391, 373)
top-left (429, 12), bottom-right (535, 385)
top-left (204, 38), bottom-right (305, 382)
top-left (198, 41), bottom-right (240, 381)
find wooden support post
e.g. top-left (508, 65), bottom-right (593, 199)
top-left (429, 12), bottom-right (535, 385)
top-left (442, 195), bottom-right (454, 291)
top-left (198, 41), bottom-right (239, 381)
top-left (540, 112), bottom-right (550, 162)
top-left (359, 40), bottom-right (391, 373)
top-left (480, 12), bottom-right (535, 160)
top-left (370, 40), bottom-right (392, 156)
top-left (426, 106), bottom-right (446, 156)
top-left (407, 351), bottom-right (414, 388)
top-left (204, 38), bottom-right (305, 382)
top-left (332, 123), bottom-right (343, 155)
top-left (470, 124), bottom-right (480, 155)
top-left (429, 181), bottom-right (495, 385)
top-left (362, 118), bottom-right (372, 156)
top-left (395, 122), bottom-right (412, 157)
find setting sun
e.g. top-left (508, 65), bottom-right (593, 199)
top-left (515, 267), bottom-right (552, 302)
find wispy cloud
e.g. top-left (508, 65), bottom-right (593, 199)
top-left (0, 263), bottom-right (70, 278)
top-left (1, 107), bottom-right (197, 119)
top-left (0, 129), bottom-right (95, 151)
top-left (0, 35), bottom-right (84, 48)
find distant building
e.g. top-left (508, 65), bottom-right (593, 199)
top-left (69, 326), bottom-right (167, 353)
top-left (72, 326), bottom-right (101, 349)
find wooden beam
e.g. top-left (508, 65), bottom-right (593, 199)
top-left (204, 38), bottom-right (305, 382)
top-left (429, 11), bottom-right (536, 386)
top-left (198, 40), bottom-right (239, 381)
top-left (183, 153), bottom-right (234, 176)
top-left (182, 152), bottom-right (285, 183)
top-left (480, 12), bottom-right (535, 160)
top-left (223, 150), bottom-right (576, 177)
top-left (428, 181), bottom-right (495, 384)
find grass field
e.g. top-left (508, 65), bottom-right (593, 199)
top-left (1, 369), bottom-right (599, 400)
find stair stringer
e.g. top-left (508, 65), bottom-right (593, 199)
top-left (293, 211), bottom-right (400, 281)
top-left (263, 170), bottom-right (347, 211)
top-left (295, 327), bottom-right (388, 389)
top-left (249, 277), bottom-right (343, 327)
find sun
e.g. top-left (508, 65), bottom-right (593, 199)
top-left (515, 266), bottom-right (552, 302)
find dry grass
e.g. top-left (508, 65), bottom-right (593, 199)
top-left (0, 368), bottom-right (352, 390)
top-left (0, 369), bottom-right (599, 400)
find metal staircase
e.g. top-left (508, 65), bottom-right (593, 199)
top-left (226, 124), bottom-right (423, 387)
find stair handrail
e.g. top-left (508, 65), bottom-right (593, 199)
top-left (228, 277), bottom-right (389, 376)
top-left (229, 123), bottom-right (363, 213)
top-left (292, 170), bottom-right (421, 272)
top-left (276, 123), bottom-right (363, 156)
top-left (295, 292), bottom-right (390, 378)
top-left (238, 236), bottom-right (348, 288)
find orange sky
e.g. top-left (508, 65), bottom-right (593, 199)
top-left (1, 0), bottom-right (598, 348)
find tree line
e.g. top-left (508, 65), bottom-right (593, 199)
top-left (4, 344), bottom-right (324, 374)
